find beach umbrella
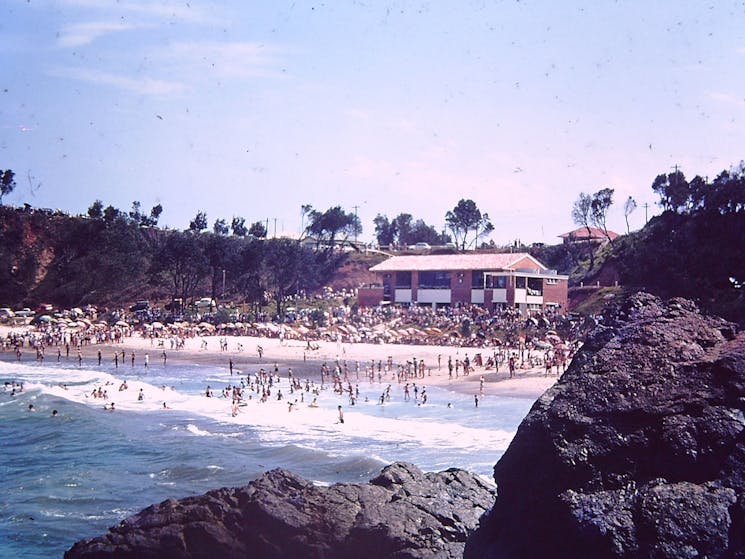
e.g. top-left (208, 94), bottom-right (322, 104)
top-left (198, 322), bottom-right (215, 331)
top-left (150, 321), bottom-right (164, 329)
top-left (115, 320), bottom-right (130, 327)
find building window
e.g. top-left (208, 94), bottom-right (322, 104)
top-left (487, 275), bottom-right (507, 289)
top-left (472, 270), bottom-right (484, 288)
top-left (527, 277), bottom-right (543, 296)
top-left (395, 271), bottom-right (411, 288)
top-left (418, 270), bottom-right (451, 289)
top-left (515, 276), bottom-right (526, 289)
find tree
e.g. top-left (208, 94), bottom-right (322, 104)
top-left (87, 200), bottom-right (104, 219)
top-left (231, 216), bottom-right (247, 237)
top-left (571, 192), bottom-right (595, 268)
top-left (262, 238), bottom-right (306, 318)
top-left (304, 205), bottom-right (361, 250)
top-left (373, 214), bottom-right (397, 247)
top-left (236, 240), bottom-right (265, 315)
top-left (408, 219), bottom-right (446, 245)
top-left (129, 201), bottom-right (162, 227)
top-left (374, 213), bottom-right (448, 248)
top-left (248, 221), bottom-right (267, 238)
top-left (445, 199), bottom-right (493, 250)
top-left (0, 169), bottom-right (16, 205)
top-left (202, 233), bottom-right (239, 298)
top-left (213, 218), bottom-right (229, 235)
top-left (623, 196), bottom-right (637, 234)
top-left (590, 187), bottom-right (614, 244)
top-left (147, 203), bottom-right (163, 227)
top-left (103, 205), bottom-right (121, 224)
top-left (150, 231), bottom-right (209, 301)
top-left (129, 201), bottom-right (144, 224)
top-left (652, 169), bottom-right (689, 213)
top-left (189, 211), bottom-right (208, 233)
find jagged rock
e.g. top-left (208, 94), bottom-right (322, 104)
top-left (64, 462), bottom-right (495, 559)
top-left (465, 293), bottom-right (745, 559)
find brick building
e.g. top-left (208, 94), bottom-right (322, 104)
top-left (358, 252), bottom-right (568, 315)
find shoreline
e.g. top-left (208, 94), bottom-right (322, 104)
top-left (0, 325), bottom-right (562, 400)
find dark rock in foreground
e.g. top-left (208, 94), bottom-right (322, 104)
top-left (64, 462), bottom-right (495, 559)
top-left (466, 293), bottom-right (745, 559)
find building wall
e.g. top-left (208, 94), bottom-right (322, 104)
top-left (543, 278), bottom-right (569, 312)
top-left (511, 255), bottom-right (540, 270)
top-left (357, 286), bottom-right (384, 307)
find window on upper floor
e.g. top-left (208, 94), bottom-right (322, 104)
top-left (395, 271), bottom-right (411, 288)
top-left (418, 270), bottom-right (451, 289)
top-left (486, 275), bottom-right (507, 289)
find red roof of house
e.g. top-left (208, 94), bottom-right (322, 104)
top-left (369, 252), bottom-right (547, 272)
top-left (558, 227), bottom-right (619, 240)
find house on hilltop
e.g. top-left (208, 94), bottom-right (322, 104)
top-left (559, 226), bottom-right (618, 245)
top-left (357, 252), bottom-right (568, 315)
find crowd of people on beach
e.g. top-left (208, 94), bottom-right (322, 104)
top-left (1, 298), bottom-right (582, 424)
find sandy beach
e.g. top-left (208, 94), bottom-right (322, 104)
top-left (1, 325), bottom-right (561, 400)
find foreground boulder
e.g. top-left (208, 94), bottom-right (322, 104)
top-left (465, 293), bottom-right (744, 559)
top-left (65, 462), bottom-right (495, 559)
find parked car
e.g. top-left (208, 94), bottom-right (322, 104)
top-left (194, 297), bottom-right (216, 310)
top-left (0, 308), bottom-right (15, 320)
top-left (129, 301), bottom-right (150, 312)
top-left (14, 308), bottom-right (35, 317)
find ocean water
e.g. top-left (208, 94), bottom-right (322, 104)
top-left (0, 353), bottom-right (536, 559)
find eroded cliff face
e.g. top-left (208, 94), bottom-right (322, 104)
top-left (466, 293), bottom-right (745, 559)
top-left (64, 462), bottom-right (495, 559)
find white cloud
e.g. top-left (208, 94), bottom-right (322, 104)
top-left (707, 91), bottom-right (745, 107)
top-left (49, 66), bottom-right (184, 96)
top-left (163, 41), bottom-right (285, 79)
top-left (55, 0), bottom-right (217, 25)
top-left (58, 21), bottom-right (140, 47)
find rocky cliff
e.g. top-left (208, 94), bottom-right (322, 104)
top-left (64, 462), bottom-right (495, 559)
top-left (465, 292), bottom-right (745, 558)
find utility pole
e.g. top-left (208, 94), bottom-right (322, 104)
top-left (643, 203), bottom-right (649, 224)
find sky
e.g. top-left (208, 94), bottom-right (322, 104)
top-left (2, 1), bottom-right (745, 245)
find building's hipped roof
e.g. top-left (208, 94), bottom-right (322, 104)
top-left (369, 252), bottom-right (546, 272)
